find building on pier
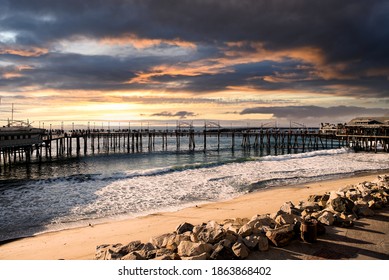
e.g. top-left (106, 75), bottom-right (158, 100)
top-left (332, 117), bottom-right (389, 152)
top-left (345, 117), bottom-right (389, 136)
top-left (0, 121), bottom-right (46, 149)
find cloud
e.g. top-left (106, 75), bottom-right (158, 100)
top-left (1, 0), bottom-right (389, 98)
top-left (240, 106), bottom-right (389, 119)
top-left (4, 0), bottom-right (387, 63)
top-left (151, 111), bottom-right (197, 119)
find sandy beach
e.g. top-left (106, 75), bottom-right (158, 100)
top-left (0, 172), bottom-right (387, 260)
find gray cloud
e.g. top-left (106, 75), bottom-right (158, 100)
top-left (151, 111), bottom-right (197, 119)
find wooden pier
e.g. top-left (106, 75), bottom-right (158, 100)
top-left (0, 127), bottom-right (342, 168)
top-left (44, 128), bottom-right (344, 155)
top-left (1, 120), bottom-right (388, 169)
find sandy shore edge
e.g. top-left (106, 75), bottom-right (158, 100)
top-left (0, 171), bottom-right (387, 260)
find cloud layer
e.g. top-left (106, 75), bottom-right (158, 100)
top-left (0, 0), bottom-right (388, 124)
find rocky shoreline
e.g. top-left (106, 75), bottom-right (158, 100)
top-left (96, 175), bottom-right (389, 260)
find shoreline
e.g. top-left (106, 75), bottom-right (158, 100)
top-left (0, 171), bottom-right (387, 260)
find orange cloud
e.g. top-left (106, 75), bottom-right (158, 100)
top-left (2, 65), bottom-right (35, 79)
top-left (126, 40), bottom-right (359, 90)
top-left (2, 72), bottom-right (23, 79)
top-left (127, 61), bottom-right (233, 85)
top-left (223, 41), bottom-right (354, 80)
top-left (0, 47), bottom-right (48, 57)
top-left (101, 34), bottom-right (196, 49)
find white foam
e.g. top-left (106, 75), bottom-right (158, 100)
top-left (49, 148), bottom-right (389, 226)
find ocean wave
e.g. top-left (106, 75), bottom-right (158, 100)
top-left (259, 147), bottom-right (352, 162)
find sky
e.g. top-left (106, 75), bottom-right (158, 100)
top-left (0, 0), bottom-right (388, 128)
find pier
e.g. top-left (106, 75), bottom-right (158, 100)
top-left (0, 125), bottom-right (343, 169)
top-left (0, 118), bottom-right (388, 169)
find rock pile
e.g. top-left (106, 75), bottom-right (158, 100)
top-left (95, 175), bottom-right (389, 260)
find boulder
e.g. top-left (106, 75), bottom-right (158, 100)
top-left (247, 214), bottom-right (276, 229)
top-left (150, 233), bottom-right (175, 249)
top-left (265, 224), bottom-right (295, 247)
top-left (356, 183), bottom-right (372, 196)
top-left (242, 233), bottom-right (268, 251)
top-left (238, 223), bottom-right (254, 237)
top-left (354, 203), bottom-right (375, 217)
top-left (95, 244), bottom-right (115, 260)
top-left (326, 193), bottom-right (354, 213)
top-left (121, 240), bottom-right (144, 254)
top-left (190, 232), bottom-right (199, 243)
top-left (181, 252), bottom-right (208, 260)
top-left (152, 252), bottom-right (181, 260)
top-left (345, 189), bottom-right (361, 202)
top-left (333, 214), bottom-right (354, 228)
top-left (243, 234), bottom-right (259, 249)
top-left (222, 218), bottom-right (248, 233)
top-left (309, 211), bottom-right (321, 219)
top-left (155, 248), bottom-right (175, 257)
top-left (239, 215), bottom-right (276, 236)
top-left (138, 242), bottom-right (157, 259)
top-left (307, 194), bottom-right (329, 207)
top-left (177, 241), bottom-right (212, 257)
top-left (121, 251), bottom-right (146, 260)
top-left (224, 232), bottom-right (239, 244)
top-left (150, 232), bottom-right (189, 251)
top-left (368, 199), bottom-right (381, 209)
top-left (318, 211), bottom-right (335, 226)
top-left (378, 175), bottom-right (389, 182)
top-left (257, 234), bottom-right (269, 251)
top-left (176, 222), bottom-right (194, 234)
top-left (232, 241), bottom-right (250, 259)
top-left (196, 221), bottom-right (226, 244)
top-left (280, 201), bottom-right (302, 216)
top-left (169, 234), bottom-right (191, 251)
top-left (152, 255), bottom-right (173, 260)
top-left (275, 213), bottom-right (299, 226)
top-left (95, 242), bottom-right (143, 260)
top-left (300, 201), bottom-right (322, 214)
top-left (192, 224), bottom-right (205, 235)
top-left (210, 240), bottom-right (236, 260)
top-left (359, 194), bottom-right (374, 203)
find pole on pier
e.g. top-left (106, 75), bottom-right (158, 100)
top-left (203, 122), bottom-right (207, 151)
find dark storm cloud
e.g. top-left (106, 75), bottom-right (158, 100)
top-left (240, 106), bottom-right (389, 119)
top-left (0, 51), bottom-right (176, 91)
top-left (0, 53), bottom-right (133, 91)
top-left (1, 0), bottom-right (389, 96)
top-left (3, 0), bottom-right (388, 61)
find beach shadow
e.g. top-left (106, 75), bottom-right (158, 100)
top-left (249, 237), bottom-right (389, 260)
top-left (321, 234), bottom-right (374, 245)
top-left (365, 211), bottom-right (389, 223)
top-left (249, 209), bottom-right (389, 260)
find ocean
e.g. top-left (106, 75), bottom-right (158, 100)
top-left (0, 134), bottom-right (388, 242)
